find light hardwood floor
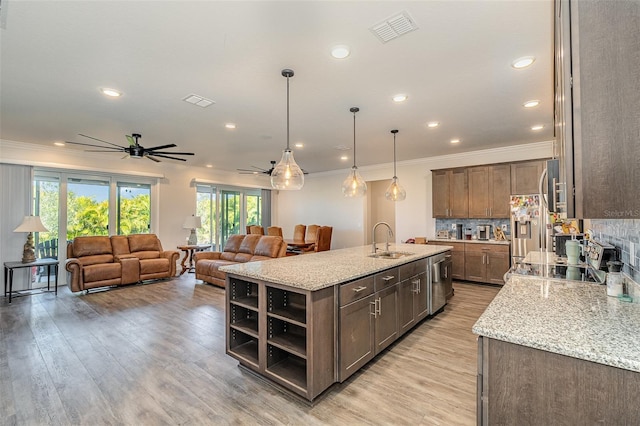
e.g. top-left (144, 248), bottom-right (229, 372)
top-left (0, 276), bottom-right (500, 425)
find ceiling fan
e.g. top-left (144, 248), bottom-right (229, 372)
top-left (65, 133), bottom-right (195, 162)
top-left (237, 160), bottom-right (309, 176)
top-left (237, 161), bottom-right (277, 175)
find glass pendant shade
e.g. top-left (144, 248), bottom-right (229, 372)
top-left (342, 166), bottom-right (367, 197)
top-left (271, 149), bottom-right (305, 190)
top-left (342, 106), bottom-right (367, 197)
top-left (385, 129), bottom-right (406, 201)
top-left (271, 68), bottom-right (304, 190)
top-left (385, 176), bottom-right (406, 201)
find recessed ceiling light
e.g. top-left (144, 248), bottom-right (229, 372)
top-left (450, 138), bottom-right (460, 144)
top-left (294, 142), bottom-right (304, 148)
top-left (53, 141), bottom-right (65, 147)
top-left (206, 164), bottom-right (213, 168)
top-left (523, 100), bottom-right (540, 108)
top-left (331, 45), bottom-right (350, 59)
top-left (427, 122), bottom-right (439, 128)
top-left (392, 94), bottom-right (408, 102)
top-left (340, 155), bottom-right (349, 161)
top-left (100, 88), bottom-right (122, 97)
top-left (531, 124), bottom-right (545, 131)
top-left (225, 123), bottom-right (236, 129)
top-left (511, 56), bottom-right (535, 69)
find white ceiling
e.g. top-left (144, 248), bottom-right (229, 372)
top-left (0, 0), bottom-right (554, 174)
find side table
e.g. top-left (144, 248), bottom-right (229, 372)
top-left (177, 244), bottom-right (211, 275)
top-left (4, 258), bottom-right (59, 303)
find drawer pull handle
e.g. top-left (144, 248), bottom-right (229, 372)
top-left (353, 286), bottom-right (368, 293)
top-left (382, 275), bottom-right (395, 281)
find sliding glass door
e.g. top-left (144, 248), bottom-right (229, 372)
top-left (221, 190), bottom-right (241, 248)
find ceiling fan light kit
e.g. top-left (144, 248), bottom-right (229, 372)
top-left (271, 69), bottom-right (304, 190)
top-left (385, 129), bottom-right (406, 201)
top-left (342, 107), bottom-right (367, 197)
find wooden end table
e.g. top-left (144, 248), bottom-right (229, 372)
top-left (177, 244), bottom-right (211, 275)
top-left (4, 258), bottom-right (59, 303)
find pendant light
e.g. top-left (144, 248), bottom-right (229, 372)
top-left (385, 129), bottom-right (406, 201)
top-left (341, 107), bottom-right (367, 197)
top-left (271, 69), bottom-right (304, 190)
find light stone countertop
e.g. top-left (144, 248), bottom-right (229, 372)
top-left (432, 238), bottom-right (510, 245)
top-left (473, 275), bottom-right (640, 372)
top-left (219, 243), bottom-right (451, 291)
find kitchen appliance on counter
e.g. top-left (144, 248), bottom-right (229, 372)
top-left (477, 225), bottom-right (492, 241)
top-left (584, 239), bottom-right (618, 272)
top-left (430, 251), bottom-right (452, 314)
top-left (554, 233), bottom-right (584, 257)
top-left (510, 194), bottom-right (544, 262)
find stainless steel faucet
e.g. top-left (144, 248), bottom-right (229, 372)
top-left (372, 222), bottom-right (393, 253)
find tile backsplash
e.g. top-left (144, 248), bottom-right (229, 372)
top-left (589, 219), bottom-right (639, 282)
top-left (435, 218), bottom-right (510, 239)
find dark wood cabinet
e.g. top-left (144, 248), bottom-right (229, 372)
top-left (432, 168), bottom-right (468, 218)
top-left (464, 243), bottom-right (509, 285)
top-left (510, 160), bottom-right (544, 195)
top-left (477, 337), bottom-right (640, 425)
top-left (339, 292), bottom-right (375, 381)
top-left (469, 164), bottom-right (511, 218)
top-left (555, 0), bottom-right (640, 219)
top-left (398, 260), bottom-right (428, 336)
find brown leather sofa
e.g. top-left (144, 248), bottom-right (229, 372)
top-left (66, 234), bottom-right (179, 292)
top-left (194, 234), bottom-right (287, 288)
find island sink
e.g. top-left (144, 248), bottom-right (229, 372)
top-left (369, 251), bottom-right (414, 259)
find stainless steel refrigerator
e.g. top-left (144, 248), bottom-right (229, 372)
top-left (510, 194), bottom-right (543, 262)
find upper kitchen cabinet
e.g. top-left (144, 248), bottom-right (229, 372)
top-left (555, 0), bottom-right (640, 218)
top-left (469, 164), bottom-right (511, 218)
top-left (432, 168), bottom-right (468, 218)
top-left (510, 160), bottom-right (545, 196)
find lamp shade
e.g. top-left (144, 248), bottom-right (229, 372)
top-left (14, 215), bottom-right (49, 233)
top-left (183, 215), bottom-right (202, 229)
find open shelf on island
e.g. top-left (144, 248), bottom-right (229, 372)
top-left (230, 279), bottom-right (259, 310)
top-left (267, 287), bottom-right (307, 325)
top-left (268, 316), bottom-right (307, 358)
top-left (230, 305), bottom-right (259, 337)
top-left (266, 345), bottom-right (307, 392)
top-left (229, 329), bottom-right (259, 367)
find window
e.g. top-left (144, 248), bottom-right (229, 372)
top-left (196, 185), bottom-right (268, 250)
top-left (67, 177), bottom-right (110, 237)
top-left (33, 175), bottom-right (60, 258)
top-left (117, 182), bottom-right (151, 234)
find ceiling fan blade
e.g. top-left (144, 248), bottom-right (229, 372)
top-left (145, 155), bottom-right (161, 162)
top-left (147, 151), bottom-right (194, 156)
top-left (78, 134), bottom-right (124, 149)
top-left (145, 143), bottom-right (177, 151)
top-left (239, 171), bottom-right (261, 174)
top-left (126, 135), bottom-right (135, 146)
top-left (149, 153), bottom-right (187, 161)
top-left (65, 140), bottom-right (124, 150)
top-left (85, 149), bottom-right (127, 153)
top-left (237, 168), bottom-right (266, 172)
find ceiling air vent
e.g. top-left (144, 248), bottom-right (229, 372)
top-left (370, 11), bottom-right (418, 43)
top-left (182, 94), bottom-right (215, 108)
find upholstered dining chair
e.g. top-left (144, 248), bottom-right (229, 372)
top-left (314, 226), bottom-right (333, 252)
top-left (301, 224), bottom-right (319, 251)
top-left (293, 224), bottom-right (306, 241)
top-left (267, 226), bottom-right (283, 237)
top-left (249, 225), bottom-right (265, 235)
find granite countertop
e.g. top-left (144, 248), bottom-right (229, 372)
top-left (473, 275), bottom-right (640, 372)
top-left (432, 238), bottom-right (510, 245)
top-left (219, 243), bottom-right (451, 291)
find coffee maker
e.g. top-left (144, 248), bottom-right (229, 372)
top-left (477, 224), bottom-right (492, 240)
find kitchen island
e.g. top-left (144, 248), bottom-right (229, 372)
top-left (220, 244), bottom-right (451, 402)
top-left (473, 275), bottom-right (640, 424)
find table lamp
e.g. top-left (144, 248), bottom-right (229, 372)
top-left (183, 215), bottom-right (202, 245)
top-left (13, 215), bottom-right (49, 263)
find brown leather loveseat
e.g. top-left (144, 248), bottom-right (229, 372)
top-left (194, 234), bottom-right (287, 287)
top-left (66, 234), bottom-right (179, 292)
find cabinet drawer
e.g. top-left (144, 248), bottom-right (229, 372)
top-left (340, 276), bottom-right (374, 307)
top-left (374, 267), bottom-right (399, 291)
top-left (399, 258), bottom-right (427, 280)
top-left (465, 243), bottom-right (509, 253)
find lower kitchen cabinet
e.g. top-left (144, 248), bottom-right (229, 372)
top-left (477, 337), bottom-right (640, 425)
top-left (464, 243), bottom-right (510, 285)
top-left (398, 259), bottom-right (429, 336)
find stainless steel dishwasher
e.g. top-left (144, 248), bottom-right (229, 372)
top-left (430, 251), bottom-right (452, 314)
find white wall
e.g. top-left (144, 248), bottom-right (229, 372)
top-left (276, 141), bottom-right (553, 248)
